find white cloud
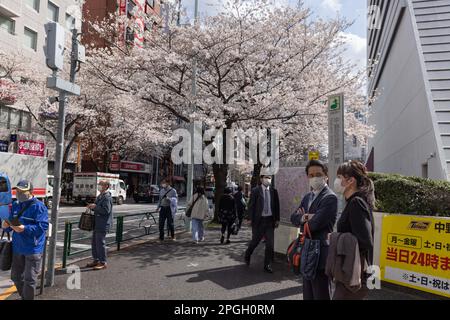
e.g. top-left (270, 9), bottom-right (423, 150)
top-left (339, 32), bottom-right (367, 69)
top-left (321, 0), bottom-right (342, 12)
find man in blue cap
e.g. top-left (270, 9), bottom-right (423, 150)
top-left (1, 180), bottom-right (49, 300)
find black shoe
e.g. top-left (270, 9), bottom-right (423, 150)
top-left (226, 239), bottom-right (231, 245)
top-left (264, 265), bottom-right (273, 274)
top-left (244, 254), bottom-right (251, 266)
top-left (220, 235), bottom-right (224, 244)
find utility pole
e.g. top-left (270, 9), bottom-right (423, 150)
top-left (186, 0), bottom-right (199, 205)
top-left (45, 24), bottom-right (84, 287)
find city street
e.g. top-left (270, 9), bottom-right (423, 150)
top-left (1, 199), bottom-right (189, 296)
top-left (4, 225), bottom-right (443, 301)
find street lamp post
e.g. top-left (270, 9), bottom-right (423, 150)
top-left (186, 0), bottom-right (199, 210)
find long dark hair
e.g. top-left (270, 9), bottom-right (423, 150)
top-left (196, 187), bottom-right (205, 195)
top-left (337, 160), bottom-right (375, 209)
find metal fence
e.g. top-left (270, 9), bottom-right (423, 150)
top-left (62, 208), bottom-right (187, 268)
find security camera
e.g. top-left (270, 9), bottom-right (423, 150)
top-left (49, 96), bottom-right (59, 104)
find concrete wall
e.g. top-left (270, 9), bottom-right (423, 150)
top-left (367, 1), bottom-right (446, 180)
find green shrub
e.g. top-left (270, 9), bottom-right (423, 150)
top-left (367, 172), bottom-right (450, 217)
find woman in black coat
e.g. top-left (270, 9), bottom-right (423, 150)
top-left (333, 160), bottom-right (375, 300)
top-left (218, 187), bottom-right (237, 244)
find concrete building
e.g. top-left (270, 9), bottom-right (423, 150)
top-left (0, 0), bottom-right (82, 178)
top-left (367, 0), bottom-right (450, 180)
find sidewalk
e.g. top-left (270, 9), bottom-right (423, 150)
top-left (4, 226), bottom-right (446, 300)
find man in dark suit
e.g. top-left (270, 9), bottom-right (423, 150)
top-left (244, 174), bottom-right (280, 273)
top-left (291, 160), bottom-right (338, 300)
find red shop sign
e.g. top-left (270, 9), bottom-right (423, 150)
top-left (18, 140), bottom-right (45, 157)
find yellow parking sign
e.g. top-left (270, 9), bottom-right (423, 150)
top-left (308, 151), bottom-right (320, 161)
top-left (380, 215), bottom-right (450, 298)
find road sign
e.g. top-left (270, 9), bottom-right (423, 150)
top-left (308, 151), bottom-right (320, 161)
top-left (328, 93), bottom-right (344, 192)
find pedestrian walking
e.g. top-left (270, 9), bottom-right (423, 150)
top-left (330, 160), bottom-right (375, 300)
top-left (244, 174), bottom-right (280, 274)
top-left (290, 160), bottom-right (338, 300)
top-left (188, 187), bottom-right (209, 244)
top-left (218, 187), bottom-right (237, 245)
top-left (234, 186), bottom-right (247, 229)
top-left (1, 180), bottom-right (49, 300)
top-left (67, 181), bottom-right (73, 202)
top-left (158, 178), bottom-right (178, 242)
top-left (86, 180), bottom-right (113, 270)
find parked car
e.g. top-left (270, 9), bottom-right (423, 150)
top-left (134, 184), bottom-right (160, 203)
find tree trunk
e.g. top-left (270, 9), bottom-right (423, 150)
top-left (212, 121), bottom-right (232, 223)
top-left (212, 163), bottom-right (228, 223)
top-left (251, 163), bottom-right (262, 189)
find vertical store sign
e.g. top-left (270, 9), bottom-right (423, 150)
top-left (381, 215), bottom-right (450, 298)
top-left (328, 93), bottom-right (344, 191)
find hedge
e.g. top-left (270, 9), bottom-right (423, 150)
top-left (368, 172), bottom-right (450, 217)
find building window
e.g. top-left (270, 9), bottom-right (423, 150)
top-left (0, 15), bottom-right (15, 35)
top-left (24, 27), bottom-right (38, 51)
top-left (146, 0), bottom-right (155, 8)
top-left (65, 13), bottom-right (75, 30)
top-left (48, 1), bottom-right (59, 22)
top-left (127, 0), bottom-right (137, 17)
top-left (20, 111), bottom-right (32, 132)
top-left (0, 105), bottom-right (9, 125)
top-left (0, 105), bottom-right (32, 132)
top-left (25, 0), bottom-right (40, 12)
top-left (9, 108), bottom-right (20, 129)
top-left (353, 135), bottom-right (358, 147)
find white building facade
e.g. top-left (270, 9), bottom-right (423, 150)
top-left (367, 0), bottom-right (450, 180)
top-left (0, 0), bottom-right (82, 174)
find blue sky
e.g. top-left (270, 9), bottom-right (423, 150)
top-left (179, 0), bottom-right (368, 68)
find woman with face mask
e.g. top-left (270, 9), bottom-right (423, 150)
top-left (331, 160), bottom-right (375, 300)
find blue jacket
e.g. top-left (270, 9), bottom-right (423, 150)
top-left (4, 198), bottom-right (49, 255)
top-left (94, 191), bottom-right (113, 232)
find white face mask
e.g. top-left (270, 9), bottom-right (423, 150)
top-left (262, 178), bottom-right (272, 187)
top-left (309, 177), bottom-right (326, 191)
top-left (334, 178), bottom-right (346, 194)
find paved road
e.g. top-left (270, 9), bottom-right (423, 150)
top-left (0, 201), bottom-right (189, 293)
top-left (5, 225), bottom-right (445, 300)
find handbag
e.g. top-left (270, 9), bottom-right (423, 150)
top-left (230, 217), bottom-right (240, 235)
top-left (79, 209), bottom-right (95, 231)
top-left (185, 194), bottom-right (201, 218)
top-left (0, 231), bottom-right (12, 271)
top-left (287, 229), bottom-right (304, 276)
top-left (300, 223), bottom-right (321, 281)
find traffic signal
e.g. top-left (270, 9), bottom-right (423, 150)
top-left (44, 22), bottom-right (66, 71)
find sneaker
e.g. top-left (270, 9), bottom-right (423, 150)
top-left (226, 239), bottom-right (231, 245)
top-left (200, 237), bottom-right (205, 242)
top-left (85, 261), bottom-right (99, 268)
top-left (93, 263), bottom-right (107, 271)
top-left (171, 237), bottom-right (177, 241)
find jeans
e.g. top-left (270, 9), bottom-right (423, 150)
top-left (11, 253), bottom-right (42, 300)
top-left (191, 218), bottom-right (204, 241)
top-left (92, 230), bottom-right (107, 264)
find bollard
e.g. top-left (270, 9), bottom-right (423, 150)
top-left (62, 222), bottom-right (70, 269)
top-left (116, 216), bottom-right (124, 251)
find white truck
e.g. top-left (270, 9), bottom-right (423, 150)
top-left (73, 172), bottom-right (127, 205)
top-left (0, 153), bottom-right (54, 208)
